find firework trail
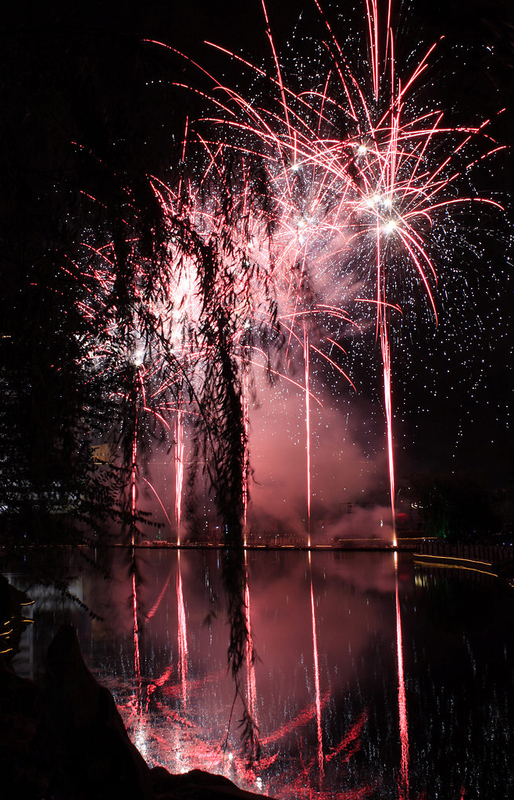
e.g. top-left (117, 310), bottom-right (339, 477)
top-left (304, 323), bottom-right (312, 542)
top-left (394, 552), bottom-right (409, 799)
top-left (244, 558), bottom-right (259, 754)
top-left (184, 0), bottom-right (504, 542)
top-left (177, 550), bottom-right (189, 708)
top-left (175, 408), bottom-right (185, 544)
top-left (308, 551), bottom-right (324, 783)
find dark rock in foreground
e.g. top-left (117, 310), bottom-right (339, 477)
top-left (1, 625), bottom-right (272, 800)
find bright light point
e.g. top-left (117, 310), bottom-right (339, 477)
top-left (131, 347), bottom-right (145, 367)
top-left (383, 219), bottom-right (397, 234)
top-left (357, 144), bottom-right (367, 155)
top-left (291, 162), bottom-right (300, 172)
top-left (365, 193), bottom-right (394, 212)
top-left (364, 193), bottom-right (382, 210)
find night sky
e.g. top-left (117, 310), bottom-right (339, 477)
top-left (2, 0), bottom-right (513, 521)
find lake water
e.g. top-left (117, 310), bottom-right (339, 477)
top-left (9, 548), bottom-right (514, 799)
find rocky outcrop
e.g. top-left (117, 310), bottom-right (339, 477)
top-left (0, 624), bottom-right (272, 800)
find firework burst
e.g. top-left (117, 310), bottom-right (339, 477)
top-left (170, 0), bottom-right (505, 541)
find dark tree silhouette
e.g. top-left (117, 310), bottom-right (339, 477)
top-left (1, 11), bottom-right (279, 761)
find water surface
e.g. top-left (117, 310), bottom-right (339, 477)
top-left (10, 548), bottom-right (514, 799)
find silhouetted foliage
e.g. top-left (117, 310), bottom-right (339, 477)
top-left (411, 473), bottom-right (500, 542)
